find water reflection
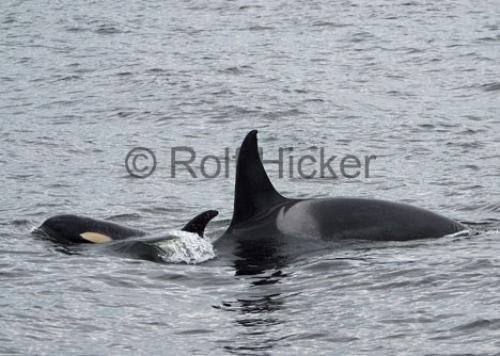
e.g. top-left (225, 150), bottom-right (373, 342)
top-left (232, 238), bottom-right (290, 276)
top-left (215, 260), bottom-right (291, 355)
top-left (216, 292), bottom-right (288, 355)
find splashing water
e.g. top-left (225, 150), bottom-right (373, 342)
top-left (156, 230), bottom-right (216, 264)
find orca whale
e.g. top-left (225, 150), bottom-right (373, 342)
top-left (217, 130), bottom-right (464, 247)
top-left (37, 210), bottom-right (218, 262)
top-left (39, 210), bottom-right (218, 244)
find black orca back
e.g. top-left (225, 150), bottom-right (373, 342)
top-left (38, 214), bottom-right (144, 244)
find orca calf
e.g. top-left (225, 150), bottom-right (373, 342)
top-left (37, 210), bottom-right (218, 262)
top-left (39, 210), bottom-right (218, 244)
top-left (219, 130), bottom-right (464, 245)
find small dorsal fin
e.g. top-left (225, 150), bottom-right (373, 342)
top-left (229, 130), bottom-right (287, 229)
top-left (182, 210), bottom-right (218, 237)
top-left (80, 232), bottom-right (113, 243)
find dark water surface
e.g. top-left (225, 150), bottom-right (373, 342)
top-left (2, 0), bottom-right (500, 355)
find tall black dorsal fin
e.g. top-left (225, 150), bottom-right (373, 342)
top-left (229, 130), bottom-right (287, 228)
top-left (182, 210), bottom-right (218, 237)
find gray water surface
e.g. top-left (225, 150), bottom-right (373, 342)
top-left (1, 0), bottom-right (500, 355)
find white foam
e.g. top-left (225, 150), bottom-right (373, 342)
top-left (445, 229), bottom-right (471, 238)
top-left (156, 230), bottom-right (216, 264)
top-left (30, 226), bottom-right (41, 233)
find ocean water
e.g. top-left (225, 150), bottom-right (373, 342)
top-left (1, 0), bottom-right (500, 355)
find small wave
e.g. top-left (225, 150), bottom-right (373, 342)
top-left (445, 229), bottom-right (471, 239)
top-left (480, 202), bottom-right (500, 213)
top-left (65, 26), bottom-right (86, 33)
top-left (145, 68), bottom-right (166, 73)
top-left (312, 21), bottom-right (350, 29)
top-left (247, 25), bottom-right (274, 31)
top-left (157, 231), bottom-right (215, 264)
top-left (95, 25), bottom-right (127, 35)
top-left (481, 82), bottom-right (500, 92)
top-left (218, 65), bottom-right (252, 75)
top-left (238, 5), bottom-right (263, 10)
top-left (452, 318), bottom-right (500, 332)
top-left (55, 75), bottom-right (82, 82)
top-left (11, 219), bottom-right (30, 226)
top-left (476, 35), bottom-right (500, 43)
